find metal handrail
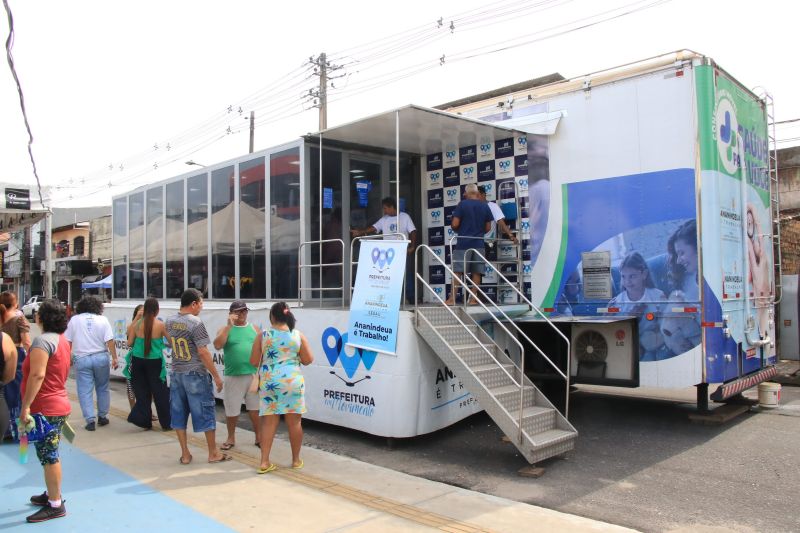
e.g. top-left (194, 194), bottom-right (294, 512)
top-left (349, 233), bottom-right (407, 304)
top-left (297, 239), bottom-right (345, 308)
top-left (416, 245), bottom-right (528, 443)
top-left (459, 248), bottom-right (572, 420)
top-left (446, 234), bottom-right (523, 299)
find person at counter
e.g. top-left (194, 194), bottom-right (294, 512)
top-left (350, 197), bottom-right (418, 303)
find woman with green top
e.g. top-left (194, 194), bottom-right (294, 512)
top-left (126, 297), bottom-right (171, 430)
top-left (213, 300), bottom-right (261, 450)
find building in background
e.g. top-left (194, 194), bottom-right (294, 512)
top-left (778, 146), bottom-right (800, 273)
top-left (46, 207), bottom-right (111, 306)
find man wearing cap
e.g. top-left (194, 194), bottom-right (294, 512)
top-left (213, 300), bottom-right (261, 450)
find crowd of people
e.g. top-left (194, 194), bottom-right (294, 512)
top-left (0, 290), bottom-right (314, 523)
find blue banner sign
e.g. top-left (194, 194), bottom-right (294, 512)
top-left (347, 240), bottom-right (409, 355)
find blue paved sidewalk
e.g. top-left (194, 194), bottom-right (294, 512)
top-left (0, 442), bottom-right (231, 531)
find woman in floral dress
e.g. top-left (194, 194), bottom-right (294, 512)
top-left (249, 302), bottom-right (314, 474)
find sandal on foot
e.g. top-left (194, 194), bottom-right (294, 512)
top-left (292, 459), bottom-right (304, 470)
top-left (179, 455), bottom-right (193, 465)
top-left (257, 463), bottom-right (277, 474)
top-left (208, 453), bottom-right (232, 464)
top-left (220, 442), bottom-right (235, 451)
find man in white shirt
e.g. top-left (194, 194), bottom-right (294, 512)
top-left (478, 186), bottom-right (517, 260)
top-left (351, 197), bottom-right (417, 243)
top-left (64, 296), bottom-right (118, 431)
top-left (351, 197), bottom-right (418, 302)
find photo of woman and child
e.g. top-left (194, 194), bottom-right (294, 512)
top-left (557, 219), bottom-right (702, 362)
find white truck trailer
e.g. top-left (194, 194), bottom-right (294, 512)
top-left (106, 51), bottom-right (778, 464)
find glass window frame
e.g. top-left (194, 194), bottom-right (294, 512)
top-left (164, 177), bottom-right (186, 299)
top-left (112, 196), bottom-right (128, 299)
top-left (145, 185), bottom-right (165, 299)
top-left (128, 191), bottom-right (145, 299)
top-left (238, 156), bottom-right (266, 300)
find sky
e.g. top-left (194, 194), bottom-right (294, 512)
top-left (1, 0), bottom-right (798, 208)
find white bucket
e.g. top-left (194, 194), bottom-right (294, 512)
top-left (757, 382), bottom-right (781, 408)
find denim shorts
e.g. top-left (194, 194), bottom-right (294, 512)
top-left (452, 248), bottom-right (483, 274)
top-left (169, 371), bottom-right (216, 433)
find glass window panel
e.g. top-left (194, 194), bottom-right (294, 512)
top-left (239, 157), bottom-right (265, 299)
top-left (187, 173), bottom-right (208, 297)
top-left (308, 148), bottom-right (342, 298)
top-left (112, 197), bottom-right (127, 298)
top-left (146, 186), bottom-right (164, 298)
top-left (270, 148), bottom-right (301, 299)
top-left (349, 159), bottom-right (382, 231)
top-left (73, 236), bottom-right (85, 256)
top-left (128, 192), bottom-right (144, 298)
top-left (211, 165), bottom-right (235, 298)
top-left (165, 181), bottom-right (184, 299)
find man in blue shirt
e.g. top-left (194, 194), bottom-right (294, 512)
top-left (445, 184), bottom-right (493, 305)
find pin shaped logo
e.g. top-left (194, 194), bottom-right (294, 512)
top-left (371, 247), bottom-right (395, 271)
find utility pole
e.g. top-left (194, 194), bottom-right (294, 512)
top-left (318, 52), bottom-right (328, 130)
top-left (308, 53), bottom-right (345, 131)
top-left (44, 212), bottom-right (52, 298)
top-left (249, 111), bottom-right (255, 153)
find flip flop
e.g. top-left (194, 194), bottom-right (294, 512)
top-left (220, 442), bottom-right (235, 451)
top-left (179, 455), bottom-right (193, 465)
top-left (257, 463), bottom-right (277, 474)
top-left (292, 459), bottom-right (304, 470)
top-left (208, 453), bottom-right (232, 464)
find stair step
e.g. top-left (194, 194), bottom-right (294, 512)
top-left (491, 384), bottom-right (534, 395)
top-left (416, 307), bottom-right (462, 326)
top-left (507, 405), bottom-right (557, 436)
top-left (474, 363), bottom-right (517, 389)
top-left (473, 363), bottom-right (514, 372)
top-left (493, 385), bottom-right (535, 413)
top-left (436, 324), bottom-right (488, 345)
top-left (455, 345), bottom-right (496, 367)
top-left (528, 428), bottom-right (576, 447)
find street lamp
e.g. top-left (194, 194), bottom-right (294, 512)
top-left (185, 160), bottom-right (206, 167)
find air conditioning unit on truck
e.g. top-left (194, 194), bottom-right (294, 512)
top-left (443, 50), bottom-right (779, 407)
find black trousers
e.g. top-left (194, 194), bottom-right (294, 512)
top-left (0, 384), bottom-right (8, 440)
top-left (127, 357), bottom-right (171, 430)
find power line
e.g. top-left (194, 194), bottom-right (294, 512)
top-left (3, 0), bottom-right (45, 208)
top-left (56, 0), bottom-right (675, 202)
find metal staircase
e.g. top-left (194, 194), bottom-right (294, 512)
top-left (414, 246), bottom-right (578, 464)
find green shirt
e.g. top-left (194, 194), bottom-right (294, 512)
top-left (131, 336), bottom-right (165, 359)
top-left (124, 335), bottom-right (167, 383)
top-left (223, 323), bottom-right (258, 376)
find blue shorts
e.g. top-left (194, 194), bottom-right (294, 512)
top-left (452, 248), bottom-right (483, 275)
top-left (169, 371), bottom-right (216, 433)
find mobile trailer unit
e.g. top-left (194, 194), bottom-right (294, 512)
top-left (440, 51), bottom-right (779, 404)
top-left (105, 51), bottom-right (777, 464)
